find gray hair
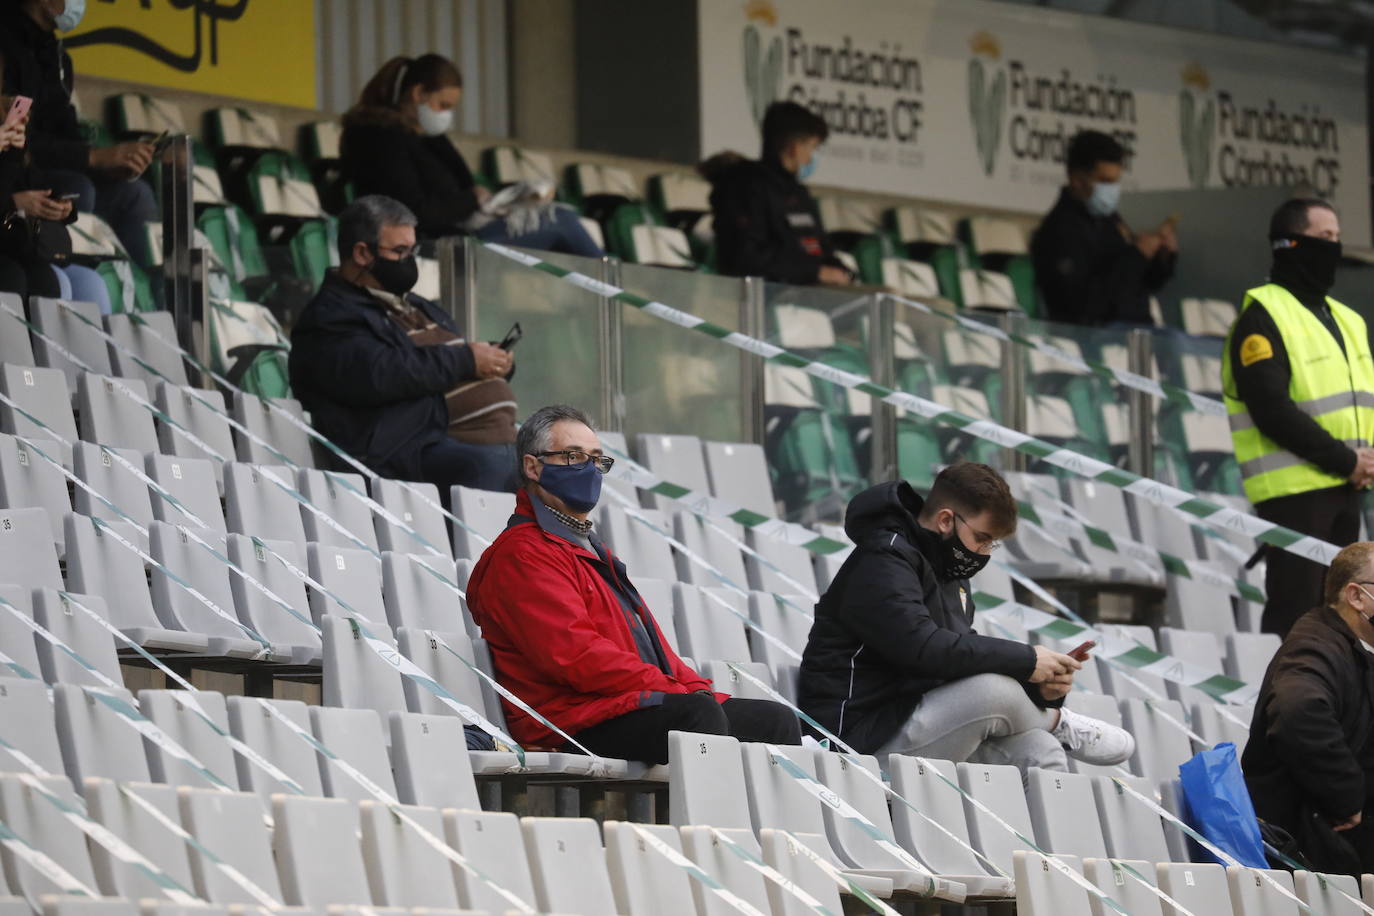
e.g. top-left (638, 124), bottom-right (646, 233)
top-left (516, 405), bottom-right (596, 483)
top-left (337, 195), bottom-right (418, 261)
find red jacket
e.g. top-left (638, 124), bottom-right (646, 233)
top-left (466, 490), bottom-right (721, 747)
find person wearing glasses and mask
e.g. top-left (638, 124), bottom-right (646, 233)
top-left (289, 195), bottom-right (518, 495)
top-left (798, 463), bottom-right (1133, 772)
top-left (465, 404), bottom-right (802, 765)
top-left (340, 54), bottom-right (601, 256)
top-left (1031, 130), bottom-right (1177, 327)
top-left (1244, 541), bottom-right (1374, 875)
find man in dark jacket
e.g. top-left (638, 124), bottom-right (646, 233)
top-left (289, 195), bottom-right (517, 493)
top-left (1243, 541), bottom-right (1374, 875)
top-left (1031, 130), bottom-right (1177, 326)
top-left (799, 462), bottom-right (1133, 771)
top-left (706, 101), bottom-right (853, 286)
top-left (1, 0), bottom-right (159, 264)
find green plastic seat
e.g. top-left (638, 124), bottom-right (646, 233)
top-left (289, 217), bottom-right (338, 293)
top-left (197, 204), bottom-right (270, 300)
top-left (95, 259), bottom-right (157, 314)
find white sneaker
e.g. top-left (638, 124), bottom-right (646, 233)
top-left (1051, 707), bottom-right (1135, 766)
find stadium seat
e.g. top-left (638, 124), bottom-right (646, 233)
top-left (1293, 869), bottom-right (1363, 916)
top-left (308, 544), bottom-right (386, 623)
top-left (0, 675), bottom-right (65, 772)
top-left (223, 462), bottom-right (309, 554)
top-left (698, 660), bottom-right (775, 701)
top-left (52, 683), bottom-right (150, 784)
top-left (0, 365), bottom-right (77, 466)
top-left (300, 119), bottom-right (348, 214)
top-left (759, 827), bottom-right (851, 916)
top-left (448, 487), bottom-right (513, 560)
top-left (1225, 632), bottom-right (1281, 683)
top-left (1192, 702), bottom-right (1253, 751)
top-left (1225, 866), bottom-right (1300, 916)
top-left (621, 221), bottom-right (696, 269)
top-left (0, 773), bottom-right (100, 899)
top-left (960, 215), bottom-right (1037, 313)
top-left (321, 614), bottom-right (406, 722)
top-left (679, 824), bottom-right (774, 916)
top-left (177, 785), bottom-right (285, 904)
top-left (0, 433), bottom-right (70, 552)
top-left (107, 92), bottom-right (186, 138)
top-left (1094, 624), bottom-right (1168, 702)
top-left (1180, 298), bottom-right (1238, 338)
top-left (563, 162), bottom-right (640, 222)
top-left (387, 711), bottom-right (482, 809)
top-left (297, 469), bottom-right (377, 550)
top-left (146, 453), bottom-right (226, 532)
top-left (31, 297), bottom-right (112, 390)
top-left (370, 478), bottom-right (450, 556)
top-left (818, 198), bottom-right (883, 251)
top-left (82, 778), bottom-right (193, 899)
top-left (232, 393), bottom-right (314, 468)
top-left (959, 269), bottom-right (1020, 312)
top-left (1156, 862), bottom-right (1233, 916)
top-left (224, 534), bottom-right (321, 664)
top-left (73, 442), bottom-right (154, 533)
top-left (0, 506), bottom-right (63, 591)
top-left (442, 808), bottom-right (539, 912)
top-left (309, 704), bottom-right (398, 801)
top-left (522, 817), bottom-right (621, 915)
top-left (138, 689), bottom-right (238, 789)
top-left (358, 799), bottom-right (460, 908)
top-left (1120, 698), bottom-right (1196, 782)
top-left (671, 585), bottom-right (751, 663)
top-left (596, 504), bottom-right (679, 583)
top-left (1158, 627), bottom-right (1224, 708)
top-left (672, 511), bottom-right (750, 587)
top-left (382, 552), bottom-right (475, 635)
top-left (957, 761), bottom-right (1036, 875)
top-left (273, 795), bottom-right (374, 906)
top-left (1013, 850), bottom-right (1089, 916)
top-left (1091, 773), bottom-right (1172, 863)
top-left (480, 145), bottom-right (557, 187)
top-left (746, 591), bottom-right (812, 670)
top-left (154, 383), bottom-right (236, 483)
top-left (31, 588), bottom-right (123, 687)
top-left (225, 696), bottom-right (324, 799)
top-left (1081, 858), bottom-right (1164, 916)
top-left (106, 311), bottom-right (189, 389)
top-left (603, 821), bottom-right (698, 916)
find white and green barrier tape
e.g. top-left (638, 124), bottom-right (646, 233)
top-left (485, 242), bottom-right (1337, 567)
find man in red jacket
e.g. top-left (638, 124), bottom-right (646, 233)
top-left (466, 404), bottom-right (801, 764)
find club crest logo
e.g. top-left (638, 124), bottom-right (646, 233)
top-left (1179, 63), bottom-right (1215, 189)
top-left (967, 32), bottom-right (1007, 177)
top-left (742, 1), bottom-right (783, 128)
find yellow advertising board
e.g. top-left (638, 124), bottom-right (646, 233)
top-left (65, 0), bottom-right (317, 109)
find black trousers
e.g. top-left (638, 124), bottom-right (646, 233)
top-left (566, 693), bottom-right (802, 765)
top-left (1255, 484), bottom-right (1362, 637)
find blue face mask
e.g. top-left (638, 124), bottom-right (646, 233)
top-left (797, 152), bottom-right (818, 181)
top-left (54, 0), bottom-right (86, 32)
top-left (536, 460), bottom-right (603, 514)
top-left (1086, 180), bottom-right (1121, 217)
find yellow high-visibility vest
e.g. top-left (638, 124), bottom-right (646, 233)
top-left (1222, 283), bottom-right (1374, 504)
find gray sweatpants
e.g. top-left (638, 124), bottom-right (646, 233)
top-left (875, 673), bottom-right (1069, 773)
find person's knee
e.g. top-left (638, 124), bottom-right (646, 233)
top-left (961, 672), bottom-right (1035, 713)
top-left (662, 691), bottom-right (730, 735)
top-left (724, 698), bottom-right (802, 745)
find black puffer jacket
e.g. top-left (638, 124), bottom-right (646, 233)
top-left (288, 271), bottom-right (476, 480)
top-left (0, 7), bottom-right (88, 172)
top-left (798, 481), bottom-right (1042, 753)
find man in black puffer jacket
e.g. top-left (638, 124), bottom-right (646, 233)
top-left (799, 462), bottom-right (1134, 772)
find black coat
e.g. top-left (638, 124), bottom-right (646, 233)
top-left (1243, 605), bottom-right (1374, 831)
top-left (798, 481), bottom-right (1043, 754)
top-left (707, 157), bottom-right (843, 286)
top-left (0, 7), bottom-right (89, 173)
top-left (1030, 187), bottom-right (1175, 326)
top-left (288, 271), bottom-right (477, 481)
top-left (339, 106), bottom-right (480, 239)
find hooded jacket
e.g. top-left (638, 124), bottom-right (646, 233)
top-left (466, 489), bottom-right (720, 747)
top-left (339, 105), bottom-right (480, 239)
top-left (288, 271), bottom-right (476, 480)
top-left (0, 6), bottom-right (89, 173)
top-left (798, 481), bottom-right (1044, 754)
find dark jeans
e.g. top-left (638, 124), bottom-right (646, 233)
top-left (42, 169), bottom-right (158, 266)
top-left (1255, 484), bottom-right (1362, 637)
top-left (565, 693), bottom-right (802, 765)
top-left (475, 206), bottom-right (603, 259)
top-left (419, 437), bottom-right (519, 497)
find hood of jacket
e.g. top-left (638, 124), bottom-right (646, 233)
top-left (844, 480), bottom-right (956, 579)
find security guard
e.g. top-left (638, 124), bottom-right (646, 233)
top-left (1222, 198), bottom-right (1374, 637)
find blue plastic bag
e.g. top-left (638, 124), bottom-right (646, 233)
top-left (1178, 741), bottom-right (1267, 867)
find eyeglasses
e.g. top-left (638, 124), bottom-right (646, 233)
top-left (371, 243), bottom-right (417, 260)
top-left (536, 449), bottom-right (615, 474)
top-left (954, 512), bottom-right (1002, 552)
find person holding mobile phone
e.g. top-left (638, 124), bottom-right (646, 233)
top-left (798, 462), bottom-right (1135, 773)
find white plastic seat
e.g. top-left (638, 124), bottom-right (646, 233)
top-left (747, 591), bottom-right (812, 669)
top-left (231, 393), bottom-right (313, 468)
top-left (702, 440), bottom-right (776, 518)
top-left (0, 294), bottom-right (35, 365)
top-left (521, 817), bottom-right (619, 916)
top-left (1225, 632), bottom-right (1281, 684)
top-left (957, 761), bottom-right (1036, 876)
top-left (603, 821), bottom-right (696, 916)
top-left (149, 520), bottom-right (274, 659)
top-left (146, 454), bottom-right (227, 532)
top-left (0, 675), bottom-right (65, 774)
top-left (1225, 866), bottom-right (1301, 916)
top-left (30, 298), bottom-right (112, 390)
top-left (308, 705), bottom-right (397, 802)
top-left (758, 826), bottom-right (851, 916)
top-left (1192, 702), bottom-right (1253, 752)
top-left (1159, 627), bottom-right (1224, 708)
top-left (0, 433), bottom-right (70, 552)
top-left (448, 487), bottom-right (513, 560)
top-left (1025, 768), bottom-right (1109, 860)
top-left (0, 773), bottom-right (99, 899)
top-left (83, 778), bottom-right (193, 899)
top-left (673, 511), bottom-right (750, 587)
top-left (1180, 298), bottom-right (1238, 338)
top-left (76, 373), bottom-right (158, 453)
top-left (223, 463), bottom-right (308, 555)
top-left (0, 507), bottom-right (62, 591)
top-left (138, 689), bottom-right (238, 790)
top-left (441, 808), bottom-right (538, 912)
top-left (595, 504), bottom-right (678, 582)
top-left (882, 257), bottom-right (942, 297)
top-left (1095, 624), bottom-right (1168, 702)
top-left (307, 545), bottom-right (385, 624)
top-left (1120, 698), bottom-right (1196, 782)
top-left (72, 442), bottom-right (154, 533)
top-left (177, 786), bottom-right (284, 904)
top-left (382, 552), bottom-right (473, 635)
top-left (1082, 858), bottom-right (1163, 916)
top-left (31, 588), bottom-right (123, 687)
top-left (370, 479), bottom-right (449, 556)
top-left (225, 696), bottom-right (324, 799)
top-left (273, 795), bottom-right (373, 907)
top-left (1293, 870), bottom-right (1362, 916)
top-left (668, 731), bottom-right (750, 828)
top-left (297, 470), bottom-right (377, 551)
top-left (387, 712), bottom-right (481, 809)
top-left (698, 660), bottom-right (775, 701)
top-left (153, 384), bottom-right (235, 482)
top-left (1164, 575), bottom-right (1237, 638)
top-left (40, 899), bottom-right (138, 916)
top-left (679, 825), bottom-right (774, 916)
top-left (321, 614), bottom-right (406, 722)
top-left (106, 311), bottom-right (189, 389)
top-left (225, 535), bottom-right (321, 665)
top-left (1013, 851), bottom-right (1089, 916)
top-left (636, 433), bottom-right (709, 511)
top-left (1155, 862), bottom-right (1232, 916)
top-left (633, 577), bottom-right (679, 651)
top-left (672, 584), bottom-right (751, 663)
top-left (1089, 773), bottom-right (1172, 863)
top-left (0, 365), bottom-right (76, 467)
top-left (64, 514), bottom-right (208, 653)
top-left (746, 530), bottom-right (819, 597)
top-left (358, 799), bottom-right (458, 907)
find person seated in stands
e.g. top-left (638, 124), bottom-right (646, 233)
top-left (466, 404), bottom-right (802, 765)
top-left (704, 101), bottom-right (853, 287)
top-left (799, 462), bottom-right (1134, 772)
top-left (1244, 541), bottom-right (1374, 875)
top-left (1, 0), bottom-right (159, 266)
top-left (289, 195), bottom-right (519, 494)
top-left (340, 54), bottom-right (602, 258)
top-left (1031, 130), bottom-right (1177, 327)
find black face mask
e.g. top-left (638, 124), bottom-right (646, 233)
top-left (939, 528), bottom-right (990, 580)
top-left (368, 248), bottom-right (419, 296)
top-left (1271, 234), bottom-right (1342, 297)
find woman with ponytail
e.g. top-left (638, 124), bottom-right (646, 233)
top-left (341, 54), bottom-right (602, 256)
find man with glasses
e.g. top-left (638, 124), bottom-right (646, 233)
top-left (290, 195), bottom-right (519, 494)
top-left (466, 404), bottom-right (802, 764)
top-left (799, 462), bottom-right (1134, 772)
top-left (1244, 541), bottom-right (1374, 874)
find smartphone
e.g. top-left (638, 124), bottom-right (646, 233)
top-left (55, 192), bottom-right (81, 201)
top-left (2, 96), bottom-right (32, 129)
top-left (149, 129), bottom-right (175, 155)
top-left (498, 322), bottom-right (523, 351)
top-left (1067, 640), bottom-right (1096, 661)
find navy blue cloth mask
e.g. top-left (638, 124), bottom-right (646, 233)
top-left (538, 460), bottom-right (603, 514)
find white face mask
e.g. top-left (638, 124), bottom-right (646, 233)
top-left (416, 104), bottom-right (453, 137)
top-left (1086, 180), bottom-right (1121, 217)
top-left (54, 0), bottom-right (86, 31)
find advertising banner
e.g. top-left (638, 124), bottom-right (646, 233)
top-left (701, 0), bottom-right (1370, 245)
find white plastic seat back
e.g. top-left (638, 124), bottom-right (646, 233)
top-left (321, 615), bottom-right (406, 723)
top-left (273, 795), bottom-right (372, 906)
top-left (223, 462), bottom-right (307, 554)
top-left (1013, 851), bottom-right (1090, 916)
top-left (225, 535), bottom-right (320, 663)
top-left (1095, 624), bottom-right (1168, 701)
top-left (1293, 870), bottom-right (1362, 916)
top-left (813, 751), bottom-right (930, 876)
top-left (672, 584), bottom-right (751, 663)
top-left (177, 786), bottom-right (283, 904)
top-left (149, 520), bottom-right (265, 657)
top-left (31, 298), bottom-right (112, 390)
top-left (1225, 632), bottom-right (1281, 683)
top-left (882, 258), bottom-right (941, 297)
top-left (370, 478), bottom-right (449, 556)
top-left (394, 628), bottom-right (488, 722)
top-left (138, 689), bottom-right (237, 790)
top-left (1025, 768), bottom-right (1108, 860)
top-left (959, 269), bottom-right (1018, 310)
top-left (636, 433), bottom-right (709, 511)
top-left (1156, 862), bottom-right (1232, 916)
top-left (596, 504), bottom-right (678, 582)
top-left (1181, 298), bottom-right (1238, 337)
top-left (83, 778), bottom-right (193, 899)
top-left (758, 827), bottom-right (848, 916)
top-left (674, 512), bottom-right (751, 586)
top-left (106, 311), bottom-right (188, 388)
top-left (231, 393), bottom-right (313, 468)
top-left (442, 808), bottom-right (538, 913)
top-left (307, 544), bottom-right (385, 624)
top-left (699, 660), bottom-right (775, 701)
top-left (0, 293), bottom-right (35, 364)
top-left (308, 705), bottom-right (397, 802)
top-left (1158, 627), bottom-right (1224, 708)
top-left (359, 800), bottom-right (458, 907)
top-left (1225, 866), bottom-right (1301, 916)
top-left (889, 755), bottom-right (1002, 882)
top-left (746, 531), bottom-right (819, 598)
top-left (0, 675), bottom-right (62, 772)
top-left (0, 506), bottom-right (63, 591)
top-left (747, 591), bottom-right (812, 668)
top-left (0, 434), bottom-right (70, 551)
top-left (1083, 858), bottom-right (1162, 916)
top-left (630, 224), bottom-right (694, 268)
top-left (1121, 698), bottom-right (1196, 782)
top-left (449, 487), bottom-right (514, 560)
top-left (668, 731), bottom-right (750, 828)
top-left (0, 366), bottom-right (77, 465)
top-left (0, 773), bottom-right (99, 899)
top-left (77, 372), bottom-right (157, 453)
top-left (52, 683), bottom-right (150, 784)
top-left (146, 454), bottom-right (226, 532)
top-left (702, 440), bottom-right (776, 517)
top-left (154, 384), bottom-right (235, 480)
top-left (603, 821), bottom-right (696, 916)
top-left (297, 470), bottom-right (376, 550)
top-left (73, 442), bottom-right (153, 530)
top-left (387, 711), bottom-right (481, 810)
top-left (31, 588), bottom-right (123, 688)
top-left (225, 696), bottom-right (323, 799)
top-left (680, 825), bottom-right (773, 916)
top-left (521, 816), bottom-right (619, 916)
top-left (382, 552), bottom-right (474, 635)
top-left (958, 761), bottom-right (1036, 876)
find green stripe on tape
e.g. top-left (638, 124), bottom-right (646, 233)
top-left (1160, 554), bottom-right (1191, 577)
top-left (1195, 673), bottom-right (1249, 701)
top-left (729, 508), bottom-right (771, 527)
top-left (1116, 645), bottom-right (1165, 668)
top-left (802, 536), bottom-right (849, 555)
top-left (1086, 528), bottom-right (1116, 552)
top-left (771, 351), bottom-right (811, 369)
top-left (1035, 618), bottom-right (1086, 640)
top-left (651, 481), bottom-right (692, 500)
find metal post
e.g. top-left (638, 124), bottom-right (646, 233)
top-left (1127, 328), bottom-right (1155, 478)
top-left (437, 235), bottom-right (478, 338)
top-left (189, 248), bottom-right (212, 389)
top-left (998, 311), bottom-right (1028, 472)
top-left (739, 277), bottom-right (767, 445)
top-left (599, 257), bottom-right (625, 432)
top-left (161, 135), bottom-right (195, 326)
top-left (868, 294), bottom-right (898, 483)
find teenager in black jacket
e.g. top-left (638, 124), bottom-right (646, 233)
top-left (704, 101), bottom-right (852, 286)
top-left (339, 54), bottom-right (601, 257)
top-left (798, 463), bottom-right (1134, 771)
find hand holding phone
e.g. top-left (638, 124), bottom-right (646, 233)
top-left (1067, 640), bottom-right (1096, 661)
top-left (2, 96), bottom-right (32, 129)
